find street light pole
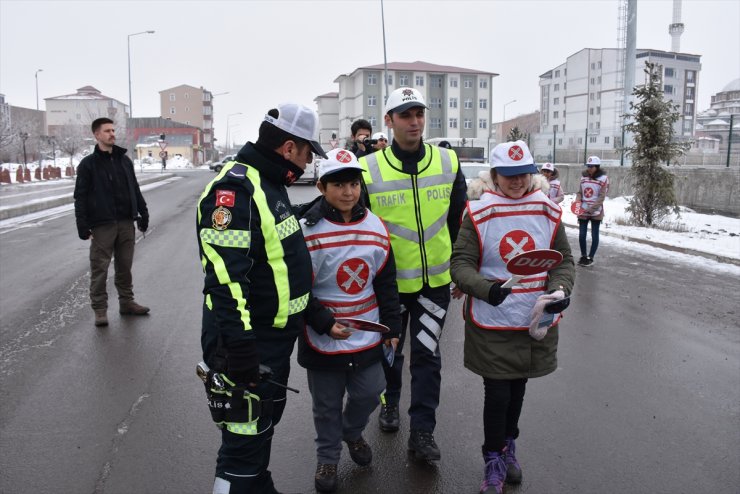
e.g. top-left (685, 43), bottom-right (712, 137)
top-left (503, 99), bottom-right (516, 122)
top-left (35, 69), bottom-right (43, 111)
top-left (503, 99), bottom-right (516, 141)
top-left (127, 30), bottom-right (155, 118)
top-left (227, 112), bottom-right (242, 155)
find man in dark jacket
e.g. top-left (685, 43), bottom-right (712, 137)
top-left (197, 103), bottom-right (326, 494)
top-left (74, 117), bottom-right (150, 327)
top-left (348, 119), bottom-right (373, 158)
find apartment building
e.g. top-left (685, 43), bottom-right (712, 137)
top-left (159, 85), bottom-right (216, 160)
top-left (314, 92), bottom-right (339, 151)
top-left (45, 85), bottom-right (128, 137)
top-left (330, 61), bottom-right (498, 147)
top-left (535, 48), bottom-right (701, 158)
top-left (695, 78), bottom-right (740, 153)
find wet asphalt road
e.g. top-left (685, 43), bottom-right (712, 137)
top-left (0, 171), bottom-right (738, 494)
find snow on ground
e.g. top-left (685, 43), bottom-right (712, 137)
top-left (561, 194), bottom-right (740, 261)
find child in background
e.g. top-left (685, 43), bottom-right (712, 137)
top-left (540, 162), bottom-right (564, 204)
top-left (576, 156), bottom-right (609, 266)
top-left (299, 148), bottom-right (401, 493)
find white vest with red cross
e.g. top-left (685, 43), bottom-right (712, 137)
top-left (579, 175), bottom-right (609, 216)
top-left (300, 211), bottom-right (390, 354)
top-left (467, 189), bottom-right (562, 330)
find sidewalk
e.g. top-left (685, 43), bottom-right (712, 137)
top-left (0, 172), bottom-right (174, 221)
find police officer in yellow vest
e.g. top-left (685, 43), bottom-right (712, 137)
top-left (197, 103), bottom-right (326, 493)
top-left (359, 87), bottom-right (468, 461)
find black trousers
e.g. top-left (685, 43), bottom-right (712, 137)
top-left (203, 306), bottom-right (297, 494)
top-left (383, 284), bottom-right (450, 432)
top-left (482, 377), bottom-right (528, 453)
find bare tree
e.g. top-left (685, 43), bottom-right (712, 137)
top-left (57, 124), bottom-right (91, 169)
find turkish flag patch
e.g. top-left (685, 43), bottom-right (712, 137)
top-left (216, 189), bottom-right (235, 207)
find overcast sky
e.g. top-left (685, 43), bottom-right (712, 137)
top-left (1, 0), bottom-right (738, 147)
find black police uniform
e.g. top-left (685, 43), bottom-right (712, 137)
top-left (197, 141), bottom-right (312, 494)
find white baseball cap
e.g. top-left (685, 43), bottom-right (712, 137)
top-left (372, 132), bottom-right (388, 141)
top-left (264, 103), bottom-right (328, 158)
top-left (385, 87), bottom-right (427, 114)
top-left (489, 140), bottom-right (538, 176)
top-left (318, 148), bottom-right (364, 179)
top-left (585, 156), bottom-right (601, 166)
top-left (541, 162), bottom-right (555, 172)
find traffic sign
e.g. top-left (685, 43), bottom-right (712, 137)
top-left (158, 141), bottom-right (168, 150)
top-left (159, 151), bottom-right (167, 158)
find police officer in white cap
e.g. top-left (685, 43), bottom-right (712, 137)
top-left (358, 86), bottom-right (468, 461)
top-left (197, 103), bottom-right (326, 494)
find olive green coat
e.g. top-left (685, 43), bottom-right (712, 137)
top-left (450, 213), bottom-right (575, 380)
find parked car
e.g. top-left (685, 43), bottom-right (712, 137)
top-left (209, 154), bottom-right (235, 172)
top-left (295, 159), bottom-right (318, 185)
top-left (460, 162), bottom-right (490, 186)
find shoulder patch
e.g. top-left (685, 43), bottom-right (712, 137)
top-left (225, 162), bottom-right (248, 179)
top-left (212, 206), bottom-right (232, 230)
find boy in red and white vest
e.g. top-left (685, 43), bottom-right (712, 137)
top-left (299, 148), bottom-right (401, 493)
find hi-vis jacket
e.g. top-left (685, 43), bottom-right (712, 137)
top-left (300, 212), bottom-right (389, 354)
top-left (577, 172), bottom-right (609, 219)
top-left (360, 144), bottom-right (461, 293)
top-left (466, 189), bottom-right (561, 330)
top-left (197, 143), bottom-right (312, 361)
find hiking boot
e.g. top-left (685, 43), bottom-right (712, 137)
top-left (408, 429), bottom-right (441, 461)
top-left (577, 256), bottom-right (588, 266)
top-left (378, 403), bottom-right (400, 432)
top-left (480, 450), bottom-right (507, 494)
top-left (119, 301), bottom-right (150, 315)
top-left (314, 463), bottom-right (337, 493)
top-left (504, 438), bottom-right (522, 484)
top-left (345, 436), bottom-right (372, 466)
top-left (94, 309), bottom-right (108, 327)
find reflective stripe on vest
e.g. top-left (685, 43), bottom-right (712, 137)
top-left (361, 144), bottom-right (457, 292)
top-left (300, 212), bottom-right (388, 354)
top-left (468, 190), bottom-right (562, 330)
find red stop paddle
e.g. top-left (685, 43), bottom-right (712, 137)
top-left (501, 249), bottom-right (564, 288)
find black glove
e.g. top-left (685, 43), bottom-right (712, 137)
top-left (488, 282), bottom-right (512, 306)
top-left (78, 229), bottom-right (91, 240)
top-left (137, 215), bottom-right (149, 232)
top-left (544, 296), bottom-right (571, 314)
top-left (226, 340), bottom-right (260, 386)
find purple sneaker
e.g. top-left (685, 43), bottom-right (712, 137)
top-left (504, 438), bottom-right (522, 484)
top-left (480, 451), bottom-right (506, 494)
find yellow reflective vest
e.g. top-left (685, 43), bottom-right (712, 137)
top-left (360, 144), bottom-right (459, 293)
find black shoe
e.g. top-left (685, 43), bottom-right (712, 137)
top-left (378, 403), bottom-right (400, 432)
top-left (408, 429), bottom-right (441, 461)
top-left (582, 257), bottom-right (594, 266)
top-left (345, 436), bottom-right (372, 466)
top-left (314, 463), bottom-right (337, 493)
top-left (577, 256), bottom-right (588, 266)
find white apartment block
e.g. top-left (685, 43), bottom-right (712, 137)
top-left (45, 86), bottom-right (129, 136)
top-left (314, 92), bottom-right (339, 151)
top-left (536, 48), bottom-right (701, 155)
top-left (330, 61), bottom-right (498, 147)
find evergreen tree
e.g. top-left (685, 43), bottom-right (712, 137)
top-left (624, 62), bottom-right (689, 226)
top-left (507, 126), bottom-right (525, 142)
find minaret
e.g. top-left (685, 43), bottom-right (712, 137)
top-left (669, 0), bottom-right (685, 52)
